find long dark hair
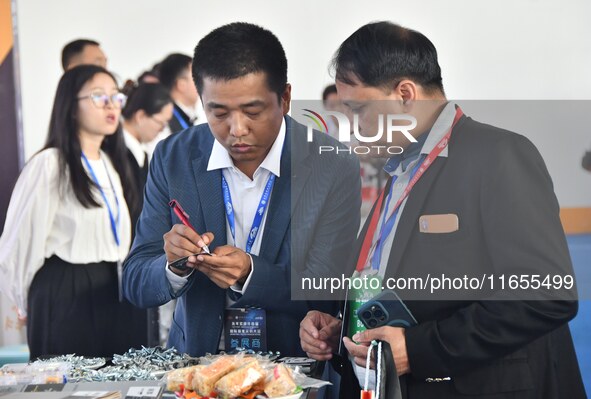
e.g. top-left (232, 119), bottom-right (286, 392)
top-left (44, 65), bottom-right (138, 217)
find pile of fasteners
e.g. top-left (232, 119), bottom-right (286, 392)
top-left (63, 347), bottom-right (198, 383)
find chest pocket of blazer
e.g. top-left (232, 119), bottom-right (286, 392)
top-left (452, 353), bottom-right (534, 395)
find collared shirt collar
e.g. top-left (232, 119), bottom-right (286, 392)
top-left (384, 101), bottom-right (456, 176)
top-left (207, 117), bottom-right (286, 178)
top-left (123, 129), bottom-right (146, 167)
top-left (177, 102), bottom-right (198, 123)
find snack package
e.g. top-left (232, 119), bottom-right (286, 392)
top-left (264, 364), bottom-right (298, 398)
top-left (191, 355), bottom-right (237, 395)
top-left (166, 365), bottom-right (204, 392)
top-left (214, 360), bottom-right (265, 398)
top-left (0, 363), bottom-right (34, 386)
top-left (27, 362), bottom-right (70, 384)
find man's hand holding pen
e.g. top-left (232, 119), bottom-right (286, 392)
top-left (165, 198), bottom-right (252, 287)
top-left (163, 225), bottom-right (251, 287)
top-left (163, 224), bottom-right (214, 276)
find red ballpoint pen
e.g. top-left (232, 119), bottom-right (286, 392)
top-left (168, 199), bottom-right (211, 255)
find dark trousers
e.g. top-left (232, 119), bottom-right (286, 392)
top-left (27, 256), bottom-right (148, 359)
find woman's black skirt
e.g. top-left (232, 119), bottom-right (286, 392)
top-left (26, 255), bottom-right (148, 359)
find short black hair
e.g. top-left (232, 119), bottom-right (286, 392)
top-left (159, 53), bottom-right (192, 91)
top-left (332, 21), bottom-right (444, 94)
top-left (192, 22), bottom-right (287, 100)
top-left (61, 39), bottom-right (100, 71)
top-left (322, 84), bottom-right (337, 102)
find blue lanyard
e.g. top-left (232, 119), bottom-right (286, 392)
top-left (370, 158), bottom-right (424, 271)
top-left (81, 153), bottom-right (120, 246)
top-left (221, 173), bottom-right (276, 253)
top-left (173, 108), bottom-right (189, 130)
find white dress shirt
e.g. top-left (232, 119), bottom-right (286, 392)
top-left (165, 118), bottom-right (286, 294)
top-left (123, 129), bottom-right (146, 167)
top-left (0, 148), bottom-right (131, 316)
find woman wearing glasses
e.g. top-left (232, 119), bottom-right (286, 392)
top-left (120, 82), bottom-right (173, 235)
top-left (0, 65), bottom-right (146, 358)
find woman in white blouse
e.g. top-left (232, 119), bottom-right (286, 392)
top-left (0, 65), bottom-right (147, 358)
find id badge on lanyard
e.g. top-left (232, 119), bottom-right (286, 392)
top-left (224, 308), bottom-right (267, 352)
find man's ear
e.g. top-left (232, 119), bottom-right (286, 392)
top-left (281, 83), bottom-right (292, 115)
top-left (174, 77), bottom-right (185, 94)
top-left (135, 109), bottom-right (147, 125)
top-left (395, 80), bottom-right (418, 106)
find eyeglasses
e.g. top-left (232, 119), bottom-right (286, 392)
top-left (78, 91), bottom-right (127, 109)
top-left (150, 115), bottom-right (168, 130)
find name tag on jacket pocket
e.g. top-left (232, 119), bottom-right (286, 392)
top-left (419, 214), bottom-right (459, 233)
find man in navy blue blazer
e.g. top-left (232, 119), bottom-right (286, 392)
top-left (123, 22), bottom-right (361, 357)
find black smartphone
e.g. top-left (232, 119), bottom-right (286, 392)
top-left (169, 252), bottom-right (212, 271)
top-left (357, 290), bottom-right (417, 329)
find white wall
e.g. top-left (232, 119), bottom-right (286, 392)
top-left (14, 0), bottom-right (591, 206)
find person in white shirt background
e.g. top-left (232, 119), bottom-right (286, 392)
top-left (0, 65), bottom-right (147, 358)
top-left (158, 53), bottom-right (200, 132)
top-left (120, 81), bottom-right (173, 347)
top-left (143, 53), bottom-right (206, 158)
top-left (121, 81), bottom-right (173, 233)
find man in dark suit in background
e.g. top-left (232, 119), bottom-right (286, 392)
top-left (158, 53), bottom-right (200, 134)
top-left (123, 22), bottom-right (361, 357)
top-left (61, 38), bottom-right (107, 71)
top-left (300, 21), bottom-right (585, 398)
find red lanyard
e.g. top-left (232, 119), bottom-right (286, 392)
top-left (355, 107), bottom-right (464, 272)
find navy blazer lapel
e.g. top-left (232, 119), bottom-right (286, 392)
top-left (191, 145), bottom-right (227, 248)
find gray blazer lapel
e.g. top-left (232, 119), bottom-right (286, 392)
top-left (259, 116), bottom-right (312, 261)
top-left (289, 117), bottom-right (313, 210)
